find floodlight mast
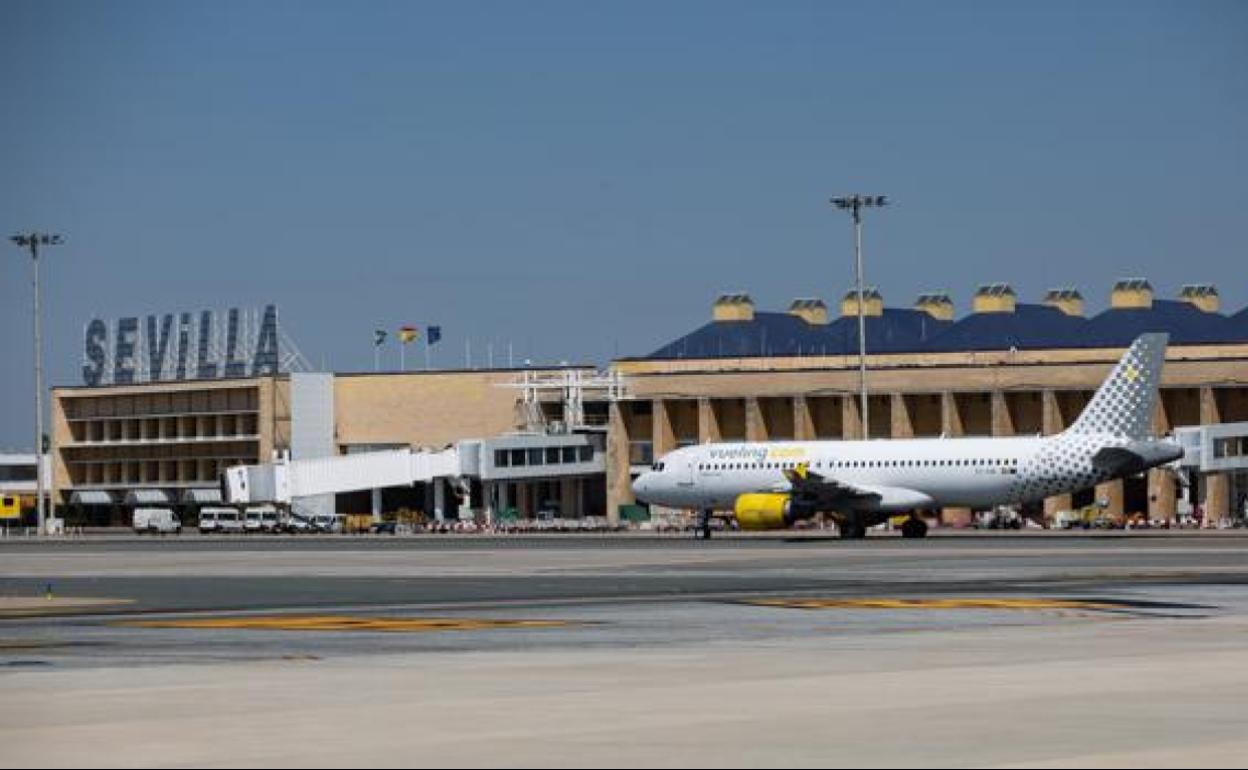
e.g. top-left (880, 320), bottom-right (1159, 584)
top-left (10, 232), bottom-right (63, 535)
top-left (830, 196), bottom-right (888, 439)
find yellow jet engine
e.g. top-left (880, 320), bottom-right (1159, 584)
top-left (734, 493), bottom-right (807, 531)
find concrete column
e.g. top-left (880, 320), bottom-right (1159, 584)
top-left (991, 391), bottom-right (1014, 437)
top-left (1197, 387), bottom-right (1226, 527)
top-left (745, 397), bottom-right (767, 442)
top-left (940, 392), bottom-right (963, 437)
top-left (1200, 386), bottom-right (1221, 425)
top-left (370, 488), bottom-right (382, 522)
top-left (1041, 390), bottom-right (1073, 522)
top-left (1153, 395), bottom-right (1171, 436)
top-left (1094, 479), bottom-right (1125, 520)
top-left (842, 396), bottom-right (863, 440)
top-left (1041, 390), bottom-right (1063, 435)
top-left (938, 392), bottom-right (970, 526)
top-left (483, 481), bottom-right (495, 527)
top-left (1203, 472), bottom-right (1230, 527)
top-left (793, 396), bottom-right (815, 441)
top-left (517, 481), bottom-right (532, 518)
top-left (652, 399), bottom-right (676, 457)
top-left (890, 394), bottom-right (913, 439)
top-left (433, 478), bottom-right (446, 523)
top-left (560, 477), bottom-right (577, 518)
top-left (498, 481), bottom-right (509, 515)
top-left (606, 401), bottom-right (632, 526)
top-left (697, 398), bottom-right (721, 443)
top-left (1147, 468), bottom-right (1177, 522)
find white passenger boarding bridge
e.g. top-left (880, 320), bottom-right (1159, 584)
top-left (222, 446), bottom-right (465, 506)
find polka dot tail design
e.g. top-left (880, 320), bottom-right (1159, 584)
top-left (1009, 333), bottom-right (1169, 504)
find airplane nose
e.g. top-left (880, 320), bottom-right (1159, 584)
top-left (632, 473), bottom-right (651, 500)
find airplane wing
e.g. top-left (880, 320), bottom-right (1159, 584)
top-left (776, 463), bottom-right (935, 511)
top-left (780, 464), bottom-right (880, 507)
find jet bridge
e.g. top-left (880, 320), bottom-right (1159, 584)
top-left (222, 446), bottom-right (465, 506)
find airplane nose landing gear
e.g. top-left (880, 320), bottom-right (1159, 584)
top-left (695, 509), bottom-right (713, 540)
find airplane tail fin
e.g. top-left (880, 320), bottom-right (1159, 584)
top-left (1066, 333), bottom-right (1168, 440)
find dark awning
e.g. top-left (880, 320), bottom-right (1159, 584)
top-left (70, 490), bottom-right (113, 505)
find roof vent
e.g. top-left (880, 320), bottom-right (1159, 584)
top-left (712, 292), bottom-right (755, 322)
top-left (787, 298), bottom-right (829, 325)
top-left (840, 287), bottom-right (883, 318)
top-left (1178, 284), bottom-right (1219, 313)
top-left (972, 283), bottom-right (1016, 314)
top-left (913, 292), bottom-right (954, 321)
top-left (1042, 287), bottom-right (1084, 317)
top-left (1110, 278), bottom-right (1153, 309)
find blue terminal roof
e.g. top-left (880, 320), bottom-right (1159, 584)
top-left (921, 303), bottom-right (1087, 352)
top-left (1080, 299), bottom-right (1242, 347)
top-left (1216, 303), bottom-right (1248, 339)
top-left (645, 309), bottom-right (952, 359)
top-left (639, 300), bottom-right (1248, 360)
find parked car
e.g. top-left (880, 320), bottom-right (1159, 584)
top-left (133, 507), bottom-right (181, 535)
top-left (369, 520), bottom-right (398, 535)
top-left (312, 513), bottom-right (343, 533)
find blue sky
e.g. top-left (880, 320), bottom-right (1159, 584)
top-left (2, 0), bottom-right (1245, 442)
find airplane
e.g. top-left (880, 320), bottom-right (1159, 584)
top-left (631, 333), bottom-right (1183, 539)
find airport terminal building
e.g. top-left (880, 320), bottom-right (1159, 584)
top-left (48, 280), bottom-right (1248, 527)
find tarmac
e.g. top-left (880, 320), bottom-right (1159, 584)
top-left (2, 532), bottom-right (1247, 767)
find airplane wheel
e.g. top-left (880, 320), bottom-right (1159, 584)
top-left (839, 519), bottom-right (867, 540)
top-left (901, 518), bottom-right (929, 539)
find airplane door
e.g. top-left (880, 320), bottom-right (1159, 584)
top-left (679, 457), bottom-right (696, 487)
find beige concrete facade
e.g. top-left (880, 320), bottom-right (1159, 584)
top-left (52, 377), bottom-right (286, 502)
top-left (51, 367), bottom-right (589, 510)
top-left (607, 343), bottom-right (1248, 526)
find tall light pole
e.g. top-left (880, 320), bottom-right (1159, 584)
top-left (11, 232), bottom-right (63, 535)
top-left (830, 195), bottom-right (887, 439)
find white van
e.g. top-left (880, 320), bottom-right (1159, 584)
top-left (244, 506), bottom-right (279, 533)
top-left (260, 508), bottom-right (280, 532)
top-left (133, 508), bottom-right (181, 535)
top-left (199, 507), bottom-right (239, 534)
top-left (212, 508), bottom-right (244, 534)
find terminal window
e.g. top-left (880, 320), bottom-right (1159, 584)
top-left (0, 466), bottom-right (37, 483)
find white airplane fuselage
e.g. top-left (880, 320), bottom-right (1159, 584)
top-left (633, 436), bottom-right (1048, 512)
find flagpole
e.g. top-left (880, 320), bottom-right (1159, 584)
top-left (425, 339), bottom-right (431, 370)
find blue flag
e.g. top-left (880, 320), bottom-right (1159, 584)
top-left (427, 326), bottom-right (442, 345)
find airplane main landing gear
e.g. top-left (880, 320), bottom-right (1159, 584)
top-left (838, 514), bottom-right (867, 540)
top-left (695, 509), bottom-right (713, 540)
top-left (900, 515), bottom-right (929, 539)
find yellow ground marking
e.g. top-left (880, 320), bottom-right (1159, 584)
top-left (117, 615), bottom-right (574, 633)
top-left (746, 598), bottom-right (1120, 612)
